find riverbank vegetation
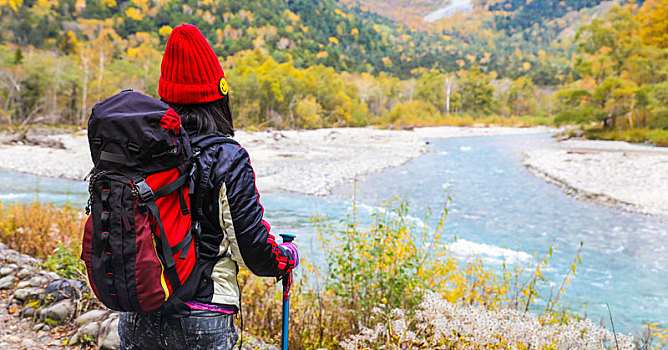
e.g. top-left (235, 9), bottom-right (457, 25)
top-left (1, 200), bottom-right (666, 349)
top-left (0, 1), bottom-right (665, 145)
top-left (552, 1), bottom-right (668, 146)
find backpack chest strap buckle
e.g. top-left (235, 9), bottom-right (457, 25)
top-left (134, 180), bottom-right (154, 202)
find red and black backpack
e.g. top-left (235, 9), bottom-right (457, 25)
top-left (82, 90), bottom-right (204, 313)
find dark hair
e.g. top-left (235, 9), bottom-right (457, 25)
top-left (166, 95), bottom-right (234, 137)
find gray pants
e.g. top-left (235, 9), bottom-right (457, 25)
top-left (119, 310), bottom-right (239, 350)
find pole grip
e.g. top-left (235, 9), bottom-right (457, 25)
top-left (280, 233), bottom-right (296, 243)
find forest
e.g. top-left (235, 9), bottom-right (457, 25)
top-left (0, 0), bottom-right (666, 144)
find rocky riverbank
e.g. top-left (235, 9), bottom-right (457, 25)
top-left (0, 242), bottom-right (291, 349)
top-left (0, 242), bottom-right (119, 349)
top-left (523, 139), bottom-right (668, 217)
top-left (0, 126), bottom-right (555, 196)
top-left (2, 126), bottom-right (665, 217)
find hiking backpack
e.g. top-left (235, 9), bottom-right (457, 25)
top-left (83, 90), bottom-right (195, 313)
top-left (83, 90), bottom-right (240, 313)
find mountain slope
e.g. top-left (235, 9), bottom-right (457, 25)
top-left (0, 0), bottom-right (620, 83)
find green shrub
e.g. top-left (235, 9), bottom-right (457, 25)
top-left (42, 243), bottom-right (85, 279)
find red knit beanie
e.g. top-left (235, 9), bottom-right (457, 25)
top-left (159, 24), bottom-right (228, 104)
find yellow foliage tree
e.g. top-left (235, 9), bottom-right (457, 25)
top-left (0, 0), bottom-right (23, 11)
top-left (637, 0), bottom-right (668, 48)
top-left (125, 7), bottom-right (143, 21)
top-left (158, 25), bottom-right (173, 38)
top-left (100, 0), bottom-right (117, 8)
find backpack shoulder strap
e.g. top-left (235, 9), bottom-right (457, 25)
top-left (191, 133), bottom-right (239, 152)
top-left (189, 133), bottom-right (240, 229)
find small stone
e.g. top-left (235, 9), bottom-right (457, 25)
top-left (32, 323), bottom-right (44, 332)
top-left (3, 251), bottom-right (20, 264)
top-left (68, 334), bottom-right (79, 346)
top-left (78, 321), bottom-right (101, 339)
top-left (7, 335), bottom-right (20, 343)
top-left (13, 287), bottom-right (45, 301)
top-left (18, 253), bottom-right (39, 265)
top-left (16, 280), bottom-right (30, 289)
top-left (20, 339), bottom-right (36, 347)
top-left (39, 307), bottom-right (48, 321)
top-left (99, 318), bottom-right (120, 350)
top-left (75, 309), bottom-right (109, 326)
top-left (16, 268), bottom-right (33, 279)
top-left (45, 299), bottom-right (75, 322)
top-left (0, 265), bottom-right (17, 276)
top-left (22, 305), bottom-right (36, 317)
top-left (45, 272), bottom-right (60, 281)
top-left (28, 276), bottom-right (49, 287)
top-left (0, 275), bottom-right (16, 290)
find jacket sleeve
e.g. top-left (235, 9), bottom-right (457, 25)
top-left (215, 145), bottom-right (294, 277)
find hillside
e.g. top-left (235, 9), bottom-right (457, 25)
top-left (0, 0), bottom-right (665, 145)
top-left (0, 0), bottom-right (616, 81)
top-left (1, 0), bottom-right (398, 74)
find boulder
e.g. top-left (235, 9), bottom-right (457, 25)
top-left (76, 309), bottom-right (109, 327)
top-left (45, 299), bottom-right (75, 322)
top-left (99, 318), bottom-right (120, 350)
top-left (0, 275), bottom-right (16, 290)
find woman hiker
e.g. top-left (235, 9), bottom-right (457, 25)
top-left (118, 24), bottom-right (300, 350)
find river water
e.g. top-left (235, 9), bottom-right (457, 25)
top-left (1, 133), bottom-right (666, 333)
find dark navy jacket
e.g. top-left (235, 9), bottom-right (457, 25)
top-left (189, 134), bottom-right (294, 308)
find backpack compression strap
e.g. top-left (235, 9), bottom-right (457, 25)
top-left (134, 174), bottom-right (192, 291)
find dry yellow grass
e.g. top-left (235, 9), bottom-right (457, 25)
top-left (0, 201), bottom-right (85, 259)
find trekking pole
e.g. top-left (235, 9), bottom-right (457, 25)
top-left (279, 233), bottom-right (296, 350)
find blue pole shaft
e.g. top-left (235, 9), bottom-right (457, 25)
top-left (279, 233), bottom-right (295, 350)
top-left (282, 278), bottom-right (290, 350)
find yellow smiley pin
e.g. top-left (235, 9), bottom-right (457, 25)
top-left (219, 78), bottom-right (228, 96)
